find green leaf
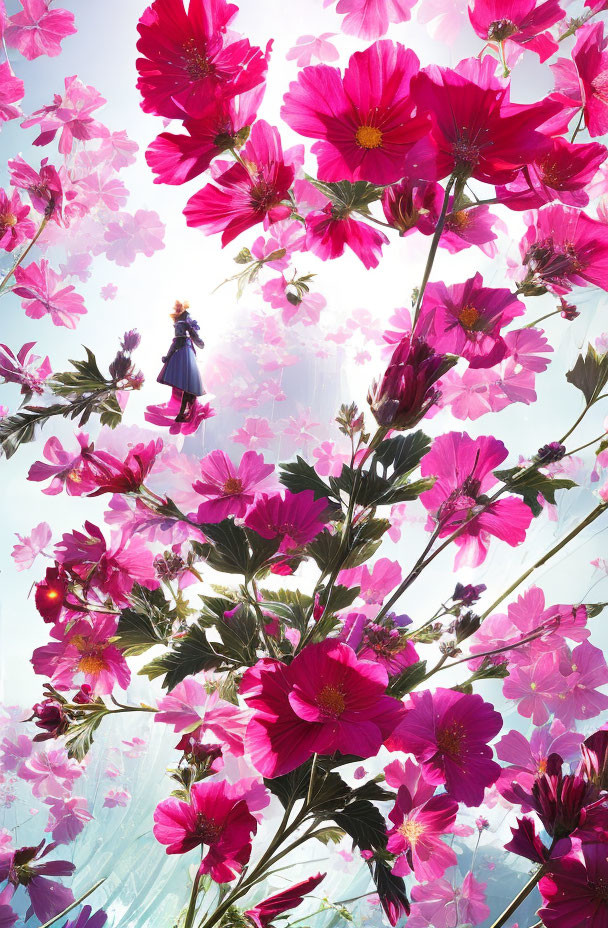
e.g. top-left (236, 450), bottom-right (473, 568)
top-left (566, 344), bottom-right (608, 406)
top-left (114, 584), bottom-right (174, 656)
top-left (139, 624), bottom-right (229, 690)
top-left (386, 660), bottom-right (428, 698)
top-left (65, 709), bottom-right (107, 761)
top-left (306, 176), bottom-right (385, 215)
top-left (585, 602), bottom-right (608, 619)
top-left (279, 456), bottom-right (337, 501)
top-left (215, 604), bottom-right (259, 665)
top-left (333, 799), bottom-right (387, 852)
top-left (373, 431), bottom-right (431, 478)
top-left (374, 475), bottom-right (435, 507)
top-left (198, 519), bottom-right (251, 575)
top-left (494, 467), bottom-right (577, 517)
top-left (367, 858), bottom-right (409, 922)
top-left (314, 826), bottom-right (346, 846)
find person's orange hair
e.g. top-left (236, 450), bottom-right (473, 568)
top-left (169, 300), bottom-right (189, 321)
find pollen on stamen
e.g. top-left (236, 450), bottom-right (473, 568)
top-left (355, 125), bottom-right (383, 150)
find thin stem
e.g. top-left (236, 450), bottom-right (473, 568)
top-left (307, 753), bottom-right (319, 805)
top-left (488, 867), bottom-right (545, 928)
top-left (38, 879), bottom-right (106, 928)
top-left (0, 217), bottom-right (48, 294)
top-left (524, 307), bottom-right (564, 329)
top-left (558, 401), bottom-right (594, 444)
top-left (412, 176), bottom-right (455, 329)
top-left (570, 107), bottom-right (585, 143)
top-left (359, 212), bottom-right (395, 230)
top-left (374, 528), bottom-right (440, 622)
top-left (479, 502), bottom-right (607, 621)
top-left (184, 871), bottom-right (202, 928)
top-left (567, 432), bottom-right (608, 456)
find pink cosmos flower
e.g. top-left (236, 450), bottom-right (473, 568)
top-left (408, 872), bottom-right (490, 928)
top-left (192, 450), bottom-right (274, 523)
top-left (54, 521), bottom-right (157, 605)
top-left (312, 441), bottom-right (350, 477)
top-left (153, 779), bottom-right (260, 882)
top-left (496, 137), bottom-right (607, 210)
top-left (241, 640), bottom-right (405, 777)
top-left (552, 22), bottom-right (608, 138)
top-left (0, 841), bottom-right (74, 923)
top-left (45, 796), bottom-right (92, 844)
top-left (408, 59), bottom-right (558, 183)
top-left (245, 874), bottom-right (326, 928)
top-left (5, 0), bottom-right (76, 60)
top-left (518, 204), bottom-right (608, 294)
top-left (419, 273), bottom-right (525, 369)
top-left (305, 204), bottom-right (388, 268)
top-left (440, 203), bottom-right (504, 257)
top-left (230, 417), bottom-right (275, 449)
top-left (468, 0), bottom-right (565, 62)
top-left (0, 188), bottom-right (35, 251)
top-left (503, 653), bottom-right (564, 725)
top-left (146, 87), bottom-right (264, 185)
top-left (83, 439), bottom-right (163, 496)
top-left (286, 33), bottom-right (338, 65)
top-left (243, 489), bottom-right (328, 553)
top-left (419, 431), bottom-right (534, 568)
top-left (539, 842), bottom-right (608, 926)
top-left (0, 61), bottom-right (24, 125)
top-left (101, 209), bottom-right (165, 266)
top-left (13, 260), bottom-right (86, 328)
top-left (154, 676), bottom-right (249, 755)
top-left (339, 613), bottom-right (418, 675)
top-left (22, 76), bottom-right (109, 155)
top-left (550, 641), bottom-right (608, 729)
top-left (76, 170), bottom-right (128, 212)
top-left (8, 155), bottom-right (64, 222)
top-left (281, 41), bottom-right (428, 184)
top-left (11, 521), bottom-right (51, 571)
top-left (18, 747), bottom-right (81, 799)
top-left (184, 121), bottom-right (295, 246)
top-left (330, 0), bottom-right (416, 38)
top-left (386, 688), bottom-right (502, 806)
top-left (28, 433), bottom-right (95, 496)
top-left (341, 558), bottom-right (402, 605)
top-left (136, 0), bottom-right (270, 119)
top-left (0, 341), bottom-right (50, 394)
top-left (387, 785), bottom-right (458, 881)
top-left (496, 721), bottom-right (584, 804)
top-left (35, 614), bottom-right (131, 696)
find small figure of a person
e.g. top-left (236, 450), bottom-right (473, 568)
top-left (157, 301), bottom-right (205, 422)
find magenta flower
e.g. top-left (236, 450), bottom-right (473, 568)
top-left (496, 137), bottom-right (607, 210)
top-left (381, 177), bottom-right (443, 235)
top-left (420, 431), bottom-right (534, 568)
top-left (145, 387), bottom-right (215, 435)
top-left (192, 450), bottom-right (274, 523)
top-left (0, 341), bottom-right (50, 394)
top-left (387, 785), bottom-right (458, 881)
top-left (241, 640), bottom-right (405, 777)
top-left (282, 40), bottom-right (428, 184)
top-left (5, 0), bottom-right (76, 60)
top-left (28, 433), bottom-right (95, 496)
top-left (185, 121), bottom-right (295, 246)
top-left (136, 0), bottom-right (270, 118)
top-left (502, 653), bottom-right (564, 725)
top-left (0, 886), bottom-right (17, 928)
top-left (13, 260), bottom-right (86, 328)
top-left (245, 873), bottom-right (326, 928)
top-left (539, 842), bottom-right (608, 927)
top-left (339, 613), bottom-right (418, 675)
top-left (0, 188), bottom-right (35, 251)
top-left (305, 203), bottom-right (388, 268)
top-left (408, 872), bottom-right (490, 928)
top-left (420, 273), bottom-right (525, 369)
top-left (45, 796), bottom-right (93, 844)
top-left (154, 676), bottom-right (249, 756)
top-left (244, 489), bottom-right (328, 553)
top-left (330, 0), bottom-right (416, 38)
top-left (0, 841), bottom-right (74, 923)
top-left (408, 59), bottom-right (558, 183)
top-left (468, 0), bottom-right (565, 62)
top-left (153, 779), bottom-right (259, 882)
top-left (386, 688), bottom-right (502, 806)
top-left (84, 439), bottom-right (163, 496)
top-left (550, 641), bottom-right (608, 728)
top-left (519, 204), bottom-right (608, 295)
top-left (440, 202), bottom-right (503, 257)
top-left (368, 334), bottom-right (455, 429)
top-left (496, 723), bottom-right (584, 807)
top-left (552, 22), bottom-right (608, 138)
top-left (0, 61), bottom-right (24, 125)
top-left (8, 155), bottom-right (64, 222)
top-left (36, 615), bottom-right (131, 695)
top-left (146, 87), bottom-right (263, 185)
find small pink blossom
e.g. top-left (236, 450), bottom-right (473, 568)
top-left (193, 450), bottom-right (274, 523)
top-left (28, 433), bottom-right (95, 496)
top-left (5, 0), bottom-right (76, 60)
top-left (103, 788), bottom-right (130, 808)
top-left (155, 676), bottom-right (250, 756)
top-left (44, 796), bottom-right (92, 844)
top-left (18, 747), bottom-right (81, 799)
top-left (0, 61), bottom-right (24, 125)
top-left (101, 209), bottom-right (165, 266)
top-left (100, 283), bottom-right (117, 301)
top-left (0, 187), bottom-right (35, 251)
top-left (286, 33), bottom-right (339, 66)
top-left (11, 522), bottom-right (51, 571)
top-left (13, 260), bottom-right (86, 328)
top-left (329, 0), bottom-right (416, 40)
top-left (0, 341), bottom-right (51, 395)
top-left (231, 417), bottom-right (275, 450)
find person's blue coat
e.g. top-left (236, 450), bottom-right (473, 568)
top-left (157, 313), bottom-right (204, 396)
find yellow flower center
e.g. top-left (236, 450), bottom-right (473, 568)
top-left (78, 654), bottom-right (107, 675)
top-left (0, 212), bottom-right (17, 228)
top-left (355, 125), bottom-right (383, 150)
top-left (182, 38), bottom-right (212, 80)
top-left (399, 819), bottom-right (425, 842)
top-left (458, 305), bottom-right (480, 329)
top-left (317, 685), bottom-right (346, 718)
top-left (223, 477), bottom-right (244, 496)
top-left (530, 682), bottom-right (537, 691)
top-left (437, 722), bottom-right (465, 756)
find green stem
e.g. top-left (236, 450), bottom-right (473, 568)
top-left (184, 871), bottom-right (202, 928)
top-left (412, 176), bottom-right (456, 329)
top-left (524, 307), bottom-right (564, 329)
top-left (487, 867), bottom-right (545, 928)
top-left (0, 216), bottom-right (48, 295)
top-left (570, 107), bottom-right (585, 143)
top-left (567, 432), bottom-right (608, 456)
top-left (38, 879), bottom-right (106, 928)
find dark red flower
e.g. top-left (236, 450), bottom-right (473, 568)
top-left (245, 873), bottom-right (326, 928)
top-left (35, 565), bottom-right (69, 623)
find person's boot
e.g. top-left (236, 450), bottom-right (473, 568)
top-left (175, 392), bottom-right (189, 422)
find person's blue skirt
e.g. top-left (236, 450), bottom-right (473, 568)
top-left (157, 341), bottom-right (204, 395)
